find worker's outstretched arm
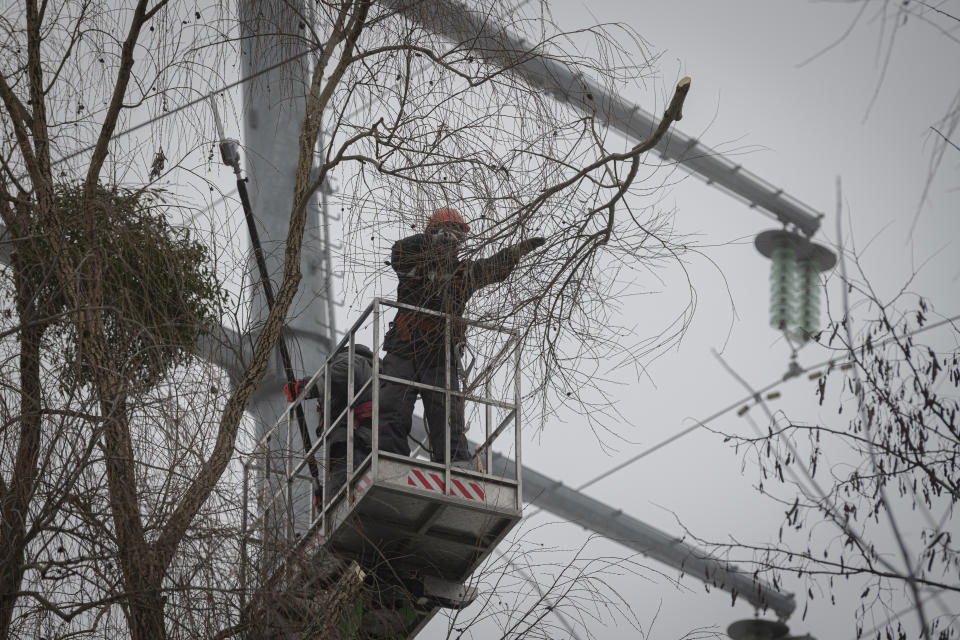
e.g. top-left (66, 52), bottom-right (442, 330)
top-left (468, 236), bottom-right (546, 289)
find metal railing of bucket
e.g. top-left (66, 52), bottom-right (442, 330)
top-left (238, 297), bottom-right (523, 605)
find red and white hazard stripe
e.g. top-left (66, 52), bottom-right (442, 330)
top-left (407, 468), bottom-right (486, 502)
top-left (350, 472), bottom-right (373, 503)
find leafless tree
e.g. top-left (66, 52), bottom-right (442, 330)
top-left (698, 225), bottom-right (959, 640)
top-left (1, 0), bottom-right (698, 637)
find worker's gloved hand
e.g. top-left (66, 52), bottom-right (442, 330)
top-left (514, 236), bottom-right (546, 258)
top-left (283, 380), bottom-right (303, 402)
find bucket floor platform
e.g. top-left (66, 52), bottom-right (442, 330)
top-left (284, 452), bottom-right (522, 639)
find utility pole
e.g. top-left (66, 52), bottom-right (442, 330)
top-left (238, 0), bottom-right (335, 535)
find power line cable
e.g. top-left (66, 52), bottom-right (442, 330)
top-left (184, 187), bottom-right (238, 228)
top-left (526, 311), bottom-right (960, 517)
top-left (46, 0), bottom-right (545, 172)
top-left (49, 50), bottom-right (312, 170)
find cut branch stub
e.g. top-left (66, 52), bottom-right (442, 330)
top-left (665, 77), bottom-right (691, 122)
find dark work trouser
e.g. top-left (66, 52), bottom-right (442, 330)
top-left (378, 352), bottom-right (472, 462)
top-left (326, 422), bottom-right (372, 495)
top-left (327, 443), bottom-right (370, 495)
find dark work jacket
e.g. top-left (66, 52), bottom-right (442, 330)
top-left (300, 344), bottom-right (376, 446)
top-left (383, 234), bottom-right (523, 362)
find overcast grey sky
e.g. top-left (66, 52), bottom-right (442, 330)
top-left (143, 0), bottom-right (960, 635)
top-left (200, 0), bottom-right (960, 635)
top-left (198, 0), bottom-right (957, 636)
top-left (407, 1), bottom-right (960, 638)
top-left (5, 0), bottom-right (956, 637)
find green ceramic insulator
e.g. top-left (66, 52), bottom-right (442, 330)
top-left (769, 245), bottom-right (798, 331)
top-left (793, 259), bottom-right (821, 342)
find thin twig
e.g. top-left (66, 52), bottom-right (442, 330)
top-left (929, 126), bottom-right (960, 153)
top-left (834, 175), bottom-right (930, 640)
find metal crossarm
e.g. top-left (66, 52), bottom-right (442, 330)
top-left (382, 0), bottom-right (824, 238)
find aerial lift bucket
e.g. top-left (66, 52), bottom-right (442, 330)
top-left (239, 298), bottom-right (523, 638)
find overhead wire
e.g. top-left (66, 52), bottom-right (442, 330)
top-left (184, 187), bottom-right (238, 228)
top-left (525, 311), bottom-right (960, 517)
top-left (34, 0), bottom-right (956, 501)
top-left (712, 345), bottom-right (920, 588)
top-left (48, 50), bottom-right (313, 170)
top-left (45, 7), bottom-right (484, 171)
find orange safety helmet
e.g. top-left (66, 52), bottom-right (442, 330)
top-left (426, 207), bottom-right (470, 232)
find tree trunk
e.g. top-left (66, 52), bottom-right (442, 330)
top-left (126, 586), bottom-right (167, 640)
top-left (0, 267), bottom-right (44, 636)
top-left (98, 387), bottom-right (169, 639)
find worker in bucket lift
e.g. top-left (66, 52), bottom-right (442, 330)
top-left (379, 207), bottom-right (545, 466)
top-left (284, 344), bottom-right (377, 493)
